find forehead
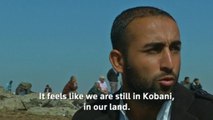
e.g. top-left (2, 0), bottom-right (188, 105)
top-left (124, 16), bottom-right (180, 44)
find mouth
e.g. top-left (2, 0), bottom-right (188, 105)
top-left (158, 76), bottom-right (175, 87)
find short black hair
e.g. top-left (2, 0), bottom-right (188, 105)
top-left (194, 78), bottom-right (199, 82)
top-left (185, 76), bottom-right (189, 80)
top-left (111, 6), bottom-right (176, 54)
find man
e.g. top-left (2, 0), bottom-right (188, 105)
top-left (107, 68), bottom-right (119, 93)
top-left (180, 76), bottom-right (191, 89)
top-left (97, 76), bottom-right (109, 94)
top-left (190, 78), bottom-right (202, 91)
top-left (73, 6), bottom-right (213, 120)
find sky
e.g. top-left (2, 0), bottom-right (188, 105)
top-left (0, 1), bottom-right (213, 94)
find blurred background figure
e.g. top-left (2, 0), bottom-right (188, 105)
top-left (190, 78), bottom-right (209, 95)
top-left (180, 76), bottom-right (191, 89)
top-left (88, 81), bottom-right (103, 95)
top-left (190, 78), bottom-right (202, 91)
top-left (62, 75), bottom-right (78, 97)
top-left (107, 68), bottom-right (119, 93)
top-left (44, 84), bottom-right (52, 93)
top-left (6, 80), bottom-right (13, 93)
top-left (87, 81), bottom-right (104, 103)
top-left (97, 75), bottom-right (109, 94)
top-left (16, 82), bottom-right (32, 95)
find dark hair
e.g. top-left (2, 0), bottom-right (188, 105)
top-left (111, 6), bottom-right (176, 54)
top-left (194, 78), bottom-right (199, 82)
top-left (70, 75), bottom-right (77, 82)
top-left (184, 76), bottom-right (189, 80)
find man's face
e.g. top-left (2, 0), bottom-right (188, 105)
top-left (100, 78), bottom-right (105, 83)
top-left (185, 78), bottom-right (190, 83)
top-left (194, 80), bottom-right (200, 85)
top-left (123, 16), bottom-right (181, 94)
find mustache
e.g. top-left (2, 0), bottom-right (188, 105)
top-left (154, 72), bottom-right (178, 81)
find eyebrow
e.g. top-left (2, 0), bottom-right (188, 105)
top-left (170, 41), bottom-right (181, 46)
top-left (143, 40), bottom-right (181, 48)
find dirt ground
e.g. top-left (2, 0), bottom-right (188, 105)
top-left (0, 110), bottom-right (71, 120)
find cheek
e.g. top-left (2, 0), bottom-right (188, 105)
top-left (137, 56), bottom-right (159, 70)
top-left (173, 55), bottom-right (181, 71)
top-left (129, 56), bottom-right (160, 77)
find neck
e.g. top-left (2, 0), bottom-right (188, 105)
top-left (122, 84), bottom-right (164, 120)
top-left (125, 96), bottom-right (164, 120)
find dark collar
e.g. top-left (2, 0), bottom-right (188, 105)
top-left (94, 84), bottom-right (200, 120)
top-left (171, 83), bottom-right (198, 120)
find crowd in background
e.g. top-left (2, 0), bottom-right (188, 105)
top-left (3, 68), bottom-right (119, 96)
top-left (4, 68), bottom-right (209, 96)
top-left (180, 76), bottom-right (208, 94)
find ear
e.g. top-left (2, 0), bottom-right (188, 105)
top-left (109, 50), bottom-right (124, 73)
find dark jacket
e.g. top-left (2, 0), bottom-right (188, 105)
top-left (73, 84), bottom-right (213, 120)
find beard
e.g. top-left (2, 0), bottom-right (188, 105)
top-left (123, 63), bottom-right (179, 95)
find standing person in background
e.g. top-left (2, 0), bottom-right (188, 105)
top-left (6, 80), bottom-right (13, 93)
top-left (44, 84), bottom-right (52, 93)
top-left (62, 75), bottom-right (78, 97)
top-left (107, 68), bottom-right (119, 93)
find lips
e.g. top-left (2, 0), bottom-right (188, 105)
top-left (158, 77), bottom-right (175, 87)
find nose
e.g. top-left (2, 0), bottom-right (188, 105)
top-left (160, 48), bottom-right (174, 73)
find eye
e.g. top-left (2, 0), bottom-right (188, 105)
top-left (170, 42), bottom-right (181, 53)
top-left (144, 45), bottom-right (164, 54)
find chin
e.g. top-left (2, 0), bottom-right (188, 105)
top-left (158, 87), bottom-right (173, 94)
